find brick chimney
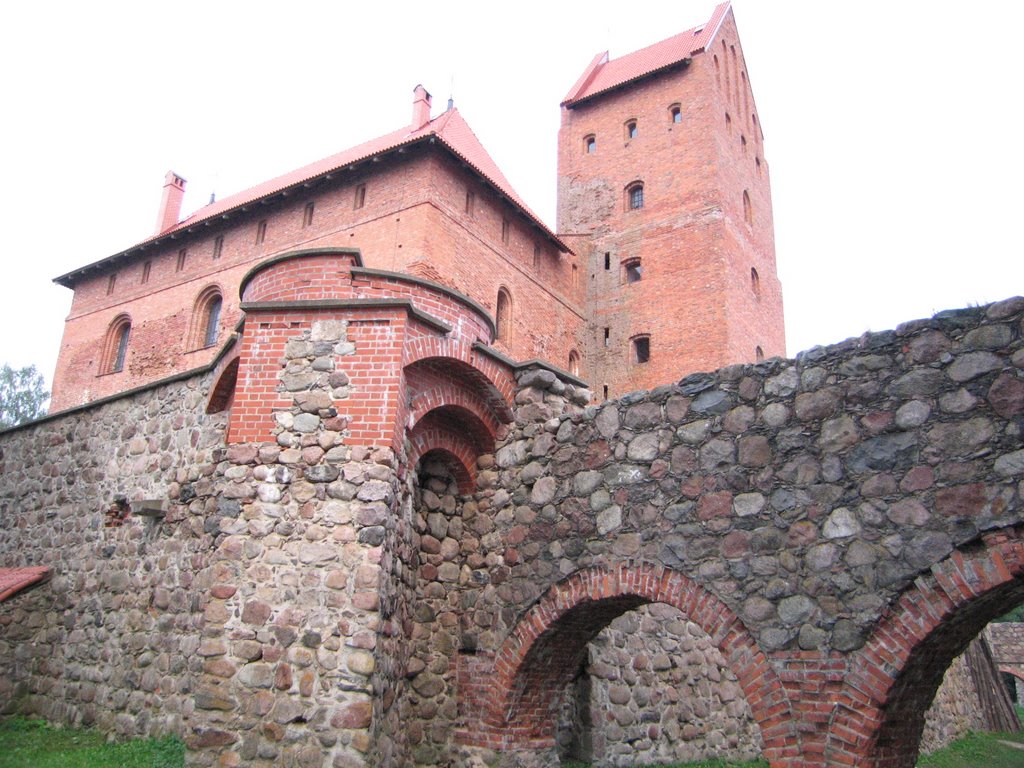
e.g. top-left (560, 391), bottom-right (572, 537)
top-left (155, 171), bottom-right (187, 234)
top-left (411, 85), bottom-right (432, 131)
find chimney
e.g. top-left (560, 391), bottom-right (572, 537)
top-left (155, 171), bottom-right (187, 234)
top-left (411, 85), bottom-right (432, 130)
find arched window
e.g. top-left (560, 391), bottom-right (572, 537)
top-left (626, 181), bottom-right (644, 211)
top-left (568, 350), bottom-right (580, 376)
top-left (102, 315), bottom-right (132, 374)
top-left (751, 267), bottom-right (761, 297)
top-left (625, 119), bottom-right (638, 140)
top-left (584, 134), bottom-right (596, 154)
top-left (755, 346), bottom-right (765, 362)
top-left (495, 288), bottom-right (512, 343)
top-left (743, 190), bottom-right (753, 226)
top-left (669, 104), bottom-right (682, 124)
top-left (190, 287), bottom-right (224, 350)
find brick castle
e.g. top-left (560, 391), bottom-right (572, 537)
top-left (49, 1), bottom-right (783, 414)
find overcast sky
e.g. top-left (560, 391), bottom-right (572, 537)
top-left (2, 1), bottom-right (1021, 395)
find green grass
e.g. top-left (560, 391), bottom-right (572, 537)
top-left (0, 717), bottom-right (184, 768)
top-left (563, 760), bottom-right (767, 768)
top-left (915, 731), bottom-right (1024, 768)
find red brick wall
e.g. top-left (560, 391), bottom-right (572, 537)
top-left (557, 9), bottom-right (784, 399)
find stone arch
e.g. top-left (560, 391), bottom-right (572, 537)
top-left (826, 526), bottom-right (1024, 767)
top-left (465, 563), bottom-right (793, 762)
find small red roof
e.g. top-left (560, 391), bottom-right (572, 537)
top-left (562, 2), bottom-right (730, 107)
top-left (0, 566), bottom-right (50, 603)
top-left (55, 107), bottom-right (565, 287)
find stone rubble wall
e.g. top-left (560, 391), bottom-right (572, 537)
top-left (919, 651), bottom-right (987, 754)
top-left (0, 372), bottom-right (225, 739)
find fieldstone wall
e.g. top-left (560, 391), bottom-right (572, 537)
top-left (919, 651), bottom-right (986, 753)
top-left (0, 372), bottom-right (225, 738)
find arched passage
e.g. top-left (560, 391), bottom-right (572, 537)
top-left (460, 563), bottom-right (794, 763)
top-left (827, 526), bottom-right (1024, 767)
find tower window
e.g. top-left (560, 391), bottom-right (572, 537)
top-left (604, 252), bottom-right (611, 270)
top-left (756, 346), bottom-right (765, 362)
top-left (624, 258), bottom-right (642, 283)
top-left (465, 189), bottom-right (475, 216)
top-left (255, 220), bottom-right (267, 245)
top-left (632, 335), bottom-right (650, 364)
top-left (354, 184), bottom-right (366, 209)
top-left (190, 287), bottom-right (224, 350)
top-left (103, 315), bottom-right (132, 374)
top-left (584, 135), bottom-right (596, 154)
top-left (626, 182), bottom-right (644, 210)
top-left (725, 112), bottom-right (732, 134)
top-left (568, 350), bottom-right (580, 376)
top-left (106, 274), bottom-right (116, 295)
top-left (751, 267), bottom-right (761, 296)
top-left (625, 120), bottom-right (638, 140)
top-left (177, 248), bottom-right (187, 271)
top-left (533, 243), bottom-right (541, 269)
top-left (141, 261), bottom-right (151, 284)
top-left (669, 105), bottom-right (682, 124)
top-left (743, 190), bottom-right (753, 226)
top-left (603, 327), bottom-right (610, 347)
top-left (212, 235), bottom-right (224, 259)
top-left (572, 264), bottom-right (579, 288)
top-left (203, 295), bottom-right (222, 348)
top-left (303, 201), bottom-right (315, 228)
top-left (741, 135), bottom-right (747, 154)
top-left (495, 288), bottom-right (512, 342)
top-left (501, 218), bottom-right (510, 245)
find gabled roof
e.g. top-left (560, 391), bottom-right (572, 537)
top-left (0, 566), bottom-right (50, 603)
top-left (562, 2), bottom-right (730, 107)
top-left (55, 108), bottom-right (567, 288)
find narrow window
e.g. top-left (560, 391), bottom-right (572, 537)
top-left (501, 218), bottom-right (510, 245)
top-left (204, 295), bottom-right (222, 347)
top-left (212, 235), bottom-right (224, 259)
top-left (572, 264), bottom-right (579, 288)
top-left (755, 157), bottom-right (762, 176)
top-left (141, 261), bottom-right (151, 284)
top-left (741, 135), bottom-right (747, 154)
top-left (604, 252), bottom-right (611, 270)
top-left (495, 288), bottom-right (512, 342)
top-left (255, 220), bottom-right (267, 245)
top-left (465, 189), bottom-right (475, 216)
top-left (632, 335), bottom-right (650, 364)
top-left (625, 120), bottom-right (638, 140)
top-left (743, 190), bottom-right (753, 226)
top-left (533, 244), bottom-right (541, 269)
top-left (177, 248), bottom-right (187, 271)
top-left (669, 105), bottom-right (682, 124)
top-left (725, 112), bottom-right (732, 134)
top-left (354, 184), bottom-right (366, 209)
top-left (603, 327), bottom-right (610, 347)
top-left (303, 201), bottom-right (314, 228)
top-left (751, 267), bottom-right (761, 296)
top-left (584, 134), bottom-right (596, 154)
top-left (106, 274), bottom-right (116, 295)
top-left (626, 182), bottom-right (644, 210)
top-left (103, 316), bottom-right (132, 374)
top-left (603, 384), bottom-right (609, 401)
top-left (755, 346), bottom-right (765, 362)
top-left (624, 258), bottom-right (642, 284)
top-left (568, 350), bottom-right (580, 376)
top-left (113, 324), bottom-right (130, 371)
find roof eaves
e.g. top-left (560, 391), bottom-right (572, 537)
top-left (561, 51), bottom-right (609, 107)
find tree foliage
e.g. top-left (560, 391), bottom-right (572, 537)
top-left (0, 363), bottom-right (49, 428)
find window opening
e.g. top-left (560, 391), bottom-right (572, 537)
top-left (141, 261), bottom-right (151, 284)
top-left (104, 316), bottom-right (132, 374)
top-left (303, 201), bottom-right (314, 228)
top-left (255, 220), bottom-right (267, 245)
top-left (465, 190), bottom-right (475, 216)
top-left (568, 350), bottom-right (580, 376)
top-left (496, 288), bottom-right (512, 342)
top-left (584, 135), bottom-right (596, 154)
top-left (533, 243), bottom-right (541, 269)
top-left (603, 327), bottom-right (610, 347)
top-left (572, 264), bottom-right (579, 288)
top-left (501, 218), bottom-right (510, 245)
top-left (212, 235), bottom-right (223, 259)
top-left (354, 184), bottom-right (366, 209)
top-left (632, 335), bottom-right (650, 364)
top-left (604, 252), bottom-right (611, 270)
top-left (670, 105), bottom-right (682, 124)
top-left (106, 274), bottom-right (116, 295)
top-left (625, 120), bottom-right (638, 140)
top-left (627, 182), bottom-right (644, 210)
top-left (113, 325), bottom-right (130, 371)
top-left (603, 384), bottom-right (609, 401)
top-left (756, 346), bottom-right (765, 362)
top-left (204, 295), bottom-right (222, 348)
top-left (624, 259), bottom-right (642, 284)
top-left (751, 267), bottom-right (761, 296)
top-left (176, 248), bottom-right (187, 271)
top-left (743, 190), bottom-right (753, 226)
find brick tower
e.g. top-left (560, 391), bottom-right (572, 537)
top-left (558, 2), bottom-right (784, 399)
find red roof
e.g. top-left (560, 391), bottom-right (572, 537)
top-left (0, 566), bottom-right (50, 603)
top-left (55, 108), bottom-right (565, 287)
top-left (562, 2), bottom-right (730, 106)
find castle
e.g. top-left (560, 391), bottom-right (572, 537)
top-left (4, 4), bottom-right (1023, 768)
top-left (48, 0), bottom-right (783, 414)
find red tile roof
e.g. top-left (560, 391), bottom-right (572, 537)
top-left (0, 566), bottom-right (50, 603)
top-left (55, 108), bottom-right (566, 287)
top-left (562, 2), bottom-right (730, 107)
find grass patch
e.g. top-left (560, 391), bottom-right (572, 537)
top-left (0, 717), bottom-right (184, 768)
top-left (563, 760), bottom-right (768, 768)
top-left (916, 730), bottom-right (1024, 768)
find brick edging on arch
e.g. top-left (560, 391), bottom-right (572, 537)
top-left (461, 562), bottom-right (795, 759)
top-left (826, 525), bottom-right (1024, 765)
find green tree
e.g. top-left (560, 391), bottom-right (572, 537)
top-left (0, 364), bottom-right (49, 428)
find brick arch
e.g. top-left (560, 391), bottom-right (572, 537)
top-left (403, 339), bottom-right (515, 421)
top-left (999, 665), bottom-right (1024, 683)
top-left (407, 422), bottom-right (480, 494)
top-left (466, 562), bottom-right (793, 761)
top-left (826, 525), bottom-right (1024, 768)
top-left (407, 385), bottom-right (502, 441)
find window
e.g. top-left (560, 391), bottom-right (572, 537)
top-left (624, 258), bottom-right (642, 284)
top-left (213, 235), bottom-right (224, 259)
top-left (632, 335), bottom-right (650, 364)
top-left (751, 267), bottom-right (761, 296)
top-left (303, 201), bottom-right (314, 228)
top-left (625, 120), bottom-right (638, 140)
top-left (354, 184), bottom-right (366, 209)
top-left (626, 182), bottom-right (644, 210)
top-left (603, 327), bottom-right (610, 347)
top-left (102, 315), bottom-right (131, 374)
top-left (725, 112), bottom-right (732, 134)
top-left (669, 104), bottom-right (682, 124)
top-left (755, 157), bottom-right (762, 176)
top-left (568, 350), bottom-right (580, 376)
top-left (141, 261), bottom-right (151, 284)
top-left (741, 135), bottom-right (747, 154)
top-left (106, 274), bottom-right (116, 295)
top-left (603, 384), bottom-right (609, 401)
top-left (465, 190), bottom-right (475, 216)
top-left (604, 252), bottom-right (611, 270)
top-left (501, 218), bottom-right (510, 245)
top-left (572, 264), bottom-right (578, 288)
top-left (584, 134), bottom-right (596, 154)
top-left (177, 248), bottom-right (187, 271)
top-left (190, 287), bottom-right (224, 350)
top-left (255, 220), bottom-right (267, 244)
top-left (755, 346), bottom-right (765, 362)
top-left (533, 244), bottom-right (541, 269)
top-left (743, 190), bottom-right (753, 226)
top-left (495, 288), bottom-right (512, 342)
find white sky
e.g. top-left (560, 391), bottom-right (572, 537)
top-left (2, 1), bottom-right (1022, 393)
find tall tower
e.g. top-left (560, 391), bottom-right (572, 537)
top-left (558, 2), bottom-right (784, 399)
